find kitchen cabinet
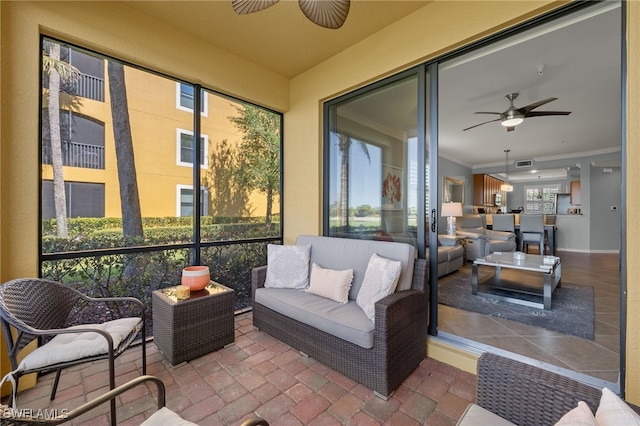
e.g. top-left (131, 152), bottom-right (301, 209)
top-left (473, 174), bottom-right (506, 206)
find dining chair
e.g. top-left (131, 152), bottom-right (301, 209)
top-left (0, 278), bottom-right (147, 426)
top-left (491, 214), bottom-right (516, 232)
top-left (518, 214), bottom-right (545, 254)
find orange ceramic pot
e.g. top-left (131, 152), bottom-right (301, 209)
top-left (181, 266), bottom-right (210, 291)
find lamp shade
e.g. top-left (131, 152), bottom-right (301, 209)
top-left (441, 202), bottom-right (463, 217)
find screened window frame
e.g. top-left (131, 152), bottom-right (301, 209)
top-left (40, 35), bottom-right (284, 267)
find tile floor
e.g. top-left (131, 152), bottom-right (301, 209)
top-left (8, 312), bottom-right (477, 425)
top-left (438, 251), bottom-right (620, 383)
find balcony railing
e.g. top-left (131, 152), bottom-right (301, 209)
top-left (59, 73), bottom-right (105, 102)
top-left (43, 141), bottom-right (105, 169)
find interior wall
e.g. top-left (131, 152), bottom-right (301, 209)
top-left (590, 165), bottom-right (622, 251)
top-left (287, 1), bottom-right (640, 402)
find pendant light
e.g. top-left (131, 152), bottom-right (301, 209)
top-left (501, 149), bottom-right (514, 192)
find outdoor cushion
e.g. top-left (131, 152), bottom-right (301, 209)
top-left (141, 407), bottom-right (198, 425)
top-left (307, 263), bottom-right (353, 303)
top-left (264, 244), bottom-right (311, 289)
top-left (296, 235), bottom-right (415, 300)
top-left (356, 254), bottom-right (401, 323)
top-left (596, 387), bottom-right (640, 425)
top-left (18, 317), bottom-right (141, 371)
top-left (555, 401), bottom-right (596, 425)
top-left (255, 288), bottom-right (374, 348)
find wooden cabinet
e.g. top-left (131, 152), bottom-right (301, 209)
top-left (473, 174), bottom-right (506, 206)
top-left (570, 181), bottom-right (581, 205)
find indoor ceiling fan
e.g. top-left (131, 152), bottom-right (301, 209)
top-left (232, 0), bottom-right (350, 29)
top-left (463, 93), bottom-right (571, 132)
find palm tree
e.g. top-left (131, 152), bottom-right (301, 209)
top-left (337, 134), bottom-right (370, 227)
top-left (42, 40), bottom-right (80, 238)
top-left (107, 61), bottom-right (143, 240)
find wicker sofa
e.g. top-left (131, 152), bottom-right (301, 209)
top-left (458, 352), bottom-right (638, 426)
top-left (251, 235), bottom-right (427, 399)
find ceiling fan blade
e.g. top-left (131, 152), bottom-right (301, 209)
top-left (525, 111), bottom-right (572, 117)
top-left (517, 97), bottom-right (557, 114)
top-left (474, 111), bottom-right (502, 115)
top-left (463, 118), bottom-right (501, 131)
top-left (232, 0), bottom-right (279, 15)
top-left (298, 0), bottom-right (350, 29)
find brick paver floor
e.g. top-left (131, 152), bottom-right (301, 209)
top-left (5, 312), bottom-right (476, 425)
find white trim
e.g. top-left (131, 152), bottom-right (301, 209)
top-left (176, 184), bottom-right (209, 217)
top-left (175, 82), bottom-right (208, 117)
top-left (176, 128), bottom-right (209, 168)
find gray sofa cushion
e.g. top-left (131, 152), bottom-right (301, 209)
top-left (255, 288), bottom-right (375, 348)
top-left (296, 235), bottom-right (415, 300)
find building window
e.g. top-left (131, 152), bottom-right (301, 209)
top-left (176, 83), bottom-right (208, 116)
top-left (42, 180), bottom-right (105, 219)
top-left (42, 110), bottom-right (105, 169)
top-left (524, 185), bottom-right (560, 214)
top-left (177, 185), bottom-right (208, 217)
top-left (58, 44), bottom-right (105, 101)
top-left (177, 128), bottom-right (208, 167)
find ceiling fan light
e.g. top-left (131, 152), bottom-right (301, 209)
top-left (501, 117), bottom-right (524, 127)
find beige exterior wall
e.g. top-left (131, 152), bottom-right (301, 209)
top-left (2, 0), bottom-right (639, 402)
top-left (42, 62), bottom-right (274, 218)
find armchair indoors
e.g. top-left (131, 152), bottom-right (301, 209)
top-left (456, 214), bottom-right (517, 260)
top-left (0, 278), bottom-right (147, 426)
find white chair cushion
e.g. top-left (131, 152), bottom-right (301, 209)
top-left (18, 317), bottom-right (141, 371)
top-left (141, 407), bottom-right (198, 425)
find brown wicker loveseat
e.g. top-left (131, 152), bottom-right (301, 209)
top-left (251, 235), bottom-right (427, 399)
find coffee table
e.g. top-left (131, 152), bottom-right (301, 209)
top-left (472, 252), bottom-right (561, 309)
top-left (153, 282), bottom-right (235, 365)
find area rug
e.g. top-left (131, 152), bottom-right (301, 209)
top-left (438, 274), bottom-right (595, 340)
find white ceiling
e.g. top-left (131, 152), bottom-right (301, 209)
top-left (120, 1), bottom-right (622, 172)
top-left (438, 2), bottom-right (622, 171)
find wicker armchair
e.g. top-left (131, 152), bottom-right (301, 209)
top-left (0, 375), bottom-right (269, 425)
top-left (0, 278), bottom-right (147, 426)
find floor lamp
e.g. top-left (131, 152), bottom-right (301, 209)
top-left (441, 202), bottom-right (463, 236)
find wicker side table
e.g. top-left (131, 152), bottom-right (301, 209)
top-left (152, 282), bottom-right (235, 365)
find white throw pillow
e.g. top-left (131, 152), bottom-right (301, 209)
top-left (554, 401), bottom-right (596, 425)
top-left (265, 244), bottom-right (311, 289)
top-left (307, 263), bottom-right (353, 303)
top-left (595, 387), bottom-right (640, 425)
top-left (356, 253), bottom-right (402, 323)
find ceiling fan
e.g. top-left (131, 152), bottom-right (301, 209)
top-left (463, 93), bottom-right (571, 132)
top-left (232, 0), bottom-right (350, 29)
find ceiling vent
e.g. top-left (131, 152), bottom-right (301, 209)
top-left (515, 159), bottom-right (534, 168)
